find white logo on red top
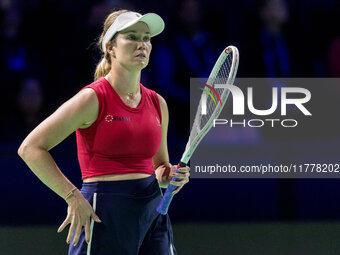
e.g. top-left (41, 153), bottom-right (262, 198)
top-left (105, 115), bottom-right (130, 122)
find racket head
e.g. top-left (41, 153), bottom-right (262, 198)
top-left (156, 46), bottom-right (239, 215)
top-left (181, 45), bottom-right (239, 164)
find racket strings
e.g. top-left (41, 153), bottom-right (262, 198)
top-left (188, 51), bottom-right (234, 144)
top-left (202, 52), bottom-right (233, 126)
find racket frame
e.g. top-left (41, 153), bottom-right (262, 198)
top-left (156, 45), bottom-right (239, 215)
top-left (180, 45), bottom-right (239, 165)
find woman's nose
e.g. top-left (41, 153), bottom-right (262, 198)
top-left (137, 41), bottom-right (147, 50)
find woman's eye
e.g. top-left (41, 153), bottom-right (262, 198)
top-left (126, 34), bottom-right (150, 42)
top-left (127, 34), bottom-right (136, 40)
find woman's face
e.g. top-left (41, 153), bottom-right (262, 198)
top-left (111, 22), bottom-right (152, 71)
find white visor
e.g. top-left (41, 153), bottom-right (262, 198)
top-left (102, 11), bottom-right (165, 52)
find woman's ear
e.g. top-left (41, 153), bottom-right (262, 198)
top-left (106, 41), bottom-right (116, 58)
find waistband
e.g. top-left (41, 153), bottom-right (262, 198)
top-left (80, 174), bottom-right (158, 194)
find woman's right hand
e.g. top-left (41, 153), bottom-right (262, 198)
top-left (57, 190), bottom-right (102, 246)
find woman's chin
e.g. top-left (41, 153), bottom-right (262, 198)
top-left (132, 61), bottom-right (149, 70)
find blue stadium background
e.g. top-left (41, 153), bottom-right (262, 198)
top-left (1, 0), bottom-right (340, 254)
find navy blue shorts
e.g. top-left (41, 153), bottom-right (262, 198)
top-left (68, 174), bottom-right (177, 255)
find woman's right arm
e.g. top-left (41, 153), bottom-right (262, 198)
top-left (18, 88), bottom-right (102, 246)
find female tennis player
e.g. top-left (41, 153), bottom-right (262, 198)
top-left (18, 9), bottom-right (190, 255)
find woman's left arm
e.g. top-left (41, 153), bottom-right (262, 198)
top-left (153, 94), bottom-right (190, 195)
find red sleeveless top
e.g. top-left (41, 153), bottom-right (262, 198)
top-left (76, 77), bottom-right (162, 180)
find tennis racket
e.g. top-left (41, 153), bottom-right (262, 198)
top-left (157, 45), bottom-right (240, 215)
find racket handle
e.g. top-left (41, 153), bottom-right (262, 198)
top-left (157, 161), bottom-right (187, 215)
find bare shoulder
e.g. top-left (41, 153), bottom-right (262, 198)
top-left (75, 88), bottom-right (98, 105)
top-left (157, 93), bottom-right (169, 126)
top-left (156, 93), bottom-right (168, 111)
top-left (73, 88), bottom-right (99, 128)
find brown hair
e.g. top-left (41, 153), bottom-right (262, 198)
top-left (93, 9), bottom-right (129, 81)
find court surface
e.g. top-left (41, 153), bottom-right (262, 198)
top-left (1, 221), bottom-right (340, 255)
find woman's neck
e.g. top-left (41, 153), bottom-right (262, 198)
top-left (107, 64), bottom-right (141, 95)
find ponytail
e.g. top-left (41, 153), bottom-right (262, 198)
top-left (94, 55), bottom-right (111, 81)
top-left (93, 9), bottom-right (128, 81)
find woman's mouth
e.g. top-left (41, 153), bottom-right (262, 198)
top-left (135, 53), bottom-right (146, 59)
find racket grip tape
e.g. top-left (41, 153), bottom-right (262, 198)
top-left (157, 161), bottom-right (187, 215)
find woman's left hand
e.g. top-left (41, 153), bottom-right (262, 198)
top-left (169, 165), bottom-right (190, 195)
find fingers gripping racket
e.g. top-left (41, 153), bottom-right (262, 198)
top-left (157, 45), bottom-right (240, 215)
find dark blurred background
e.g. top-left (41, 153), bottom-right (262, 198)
top-left (1, 0), bottom-right (340, 254)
